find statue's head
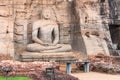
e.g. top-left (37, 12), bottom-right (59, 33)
top-left (42, 7), bottom-right (53, 19)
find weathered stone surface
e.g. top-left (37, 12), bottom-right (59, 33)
top-left (0, 0), bottom-right (118, 59)
top-left (14, 26), bottom-right (24, 35)
top-left (0, 13), bottom-right (14, 56)
top-left (15, 12), bottom-right (27, 19)
top-left (20, 52), bottom-right (77, 62)
top-left (0, 42), bottom-right (14, 56)
top-left (74, 0), bottom-right (112, 55)
top-left (0, 6), bottom-right (10, 17)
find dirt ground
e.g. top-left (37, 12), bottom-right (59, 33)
top-left (71, 72), bottom-right (120, 80)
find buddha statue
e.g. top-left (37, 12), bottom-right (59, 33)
top-left (27, 7), bottom-right (71, 53)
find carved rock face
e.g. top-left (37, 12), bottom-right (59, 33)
top-left (0, 0), bottom-right (113, 58)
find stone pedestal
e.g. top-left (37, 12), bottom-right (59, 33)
top-left (19, 52), bottom-right (77, 62)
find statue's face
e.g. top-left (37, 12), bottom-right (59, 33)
top-left (42, 9), bottom-right (51, 19)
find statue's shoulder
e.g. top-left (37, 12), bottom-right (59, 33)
top-left (32, 20), bottom-right (43, 29)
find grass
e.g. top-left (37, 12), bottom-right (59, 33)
top-left (0, 76), bottom-right (31, 80)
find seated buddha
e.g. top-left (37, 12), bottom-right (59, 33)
top-left (27, 7), bottom-right (71, 53)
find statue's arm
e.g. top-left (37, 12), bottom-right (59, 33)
top-left (52, 25), bottom-right (59, 45)
top-left (32, 23), bottom-right (44, 45)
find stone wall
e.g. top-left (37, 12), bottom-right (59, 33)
top-left (14, 0), bottom-right (73, 57)
top-left (0, 0), bottom-right (14, 57)
top-left (0, 0), bottom-right (116, 58)
top-left (74, 0), bottom-right (112, 55)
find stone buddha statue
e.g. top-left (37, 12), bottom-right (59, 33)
top-left (27, 7), bottom-right (71, 53)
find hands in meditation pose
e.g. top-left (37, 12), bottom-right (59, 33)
top-left (27, 8), bottom-right (71, 53)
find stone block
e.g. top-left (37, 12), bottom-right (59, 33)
top-left (56, 14), bottom-right (71, 23)
top-left (60, 38), bottom-right (71, 44)
top-left (14, 0), bottom-right (27, 5)
top-left (14, 34), bottom-right (24, 42)
top-left (15, 12), bottom-right (27, 19)
top-left (14, 26), bottom-right (24, 35)
top-left (0, 6), bottom-right (10, 17)
top-left (15, 20), bottom-right (27, 26)
top-left (0, 0), bottom-right (13, 5)
top-left (20, 52), bottom-right (77, 62)
top-left (14, 5), bottom-right (26, 10)
top-left (32, 0), bottom-right (56, 5)
top-left (55, 1), bottom-right (70, 10)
